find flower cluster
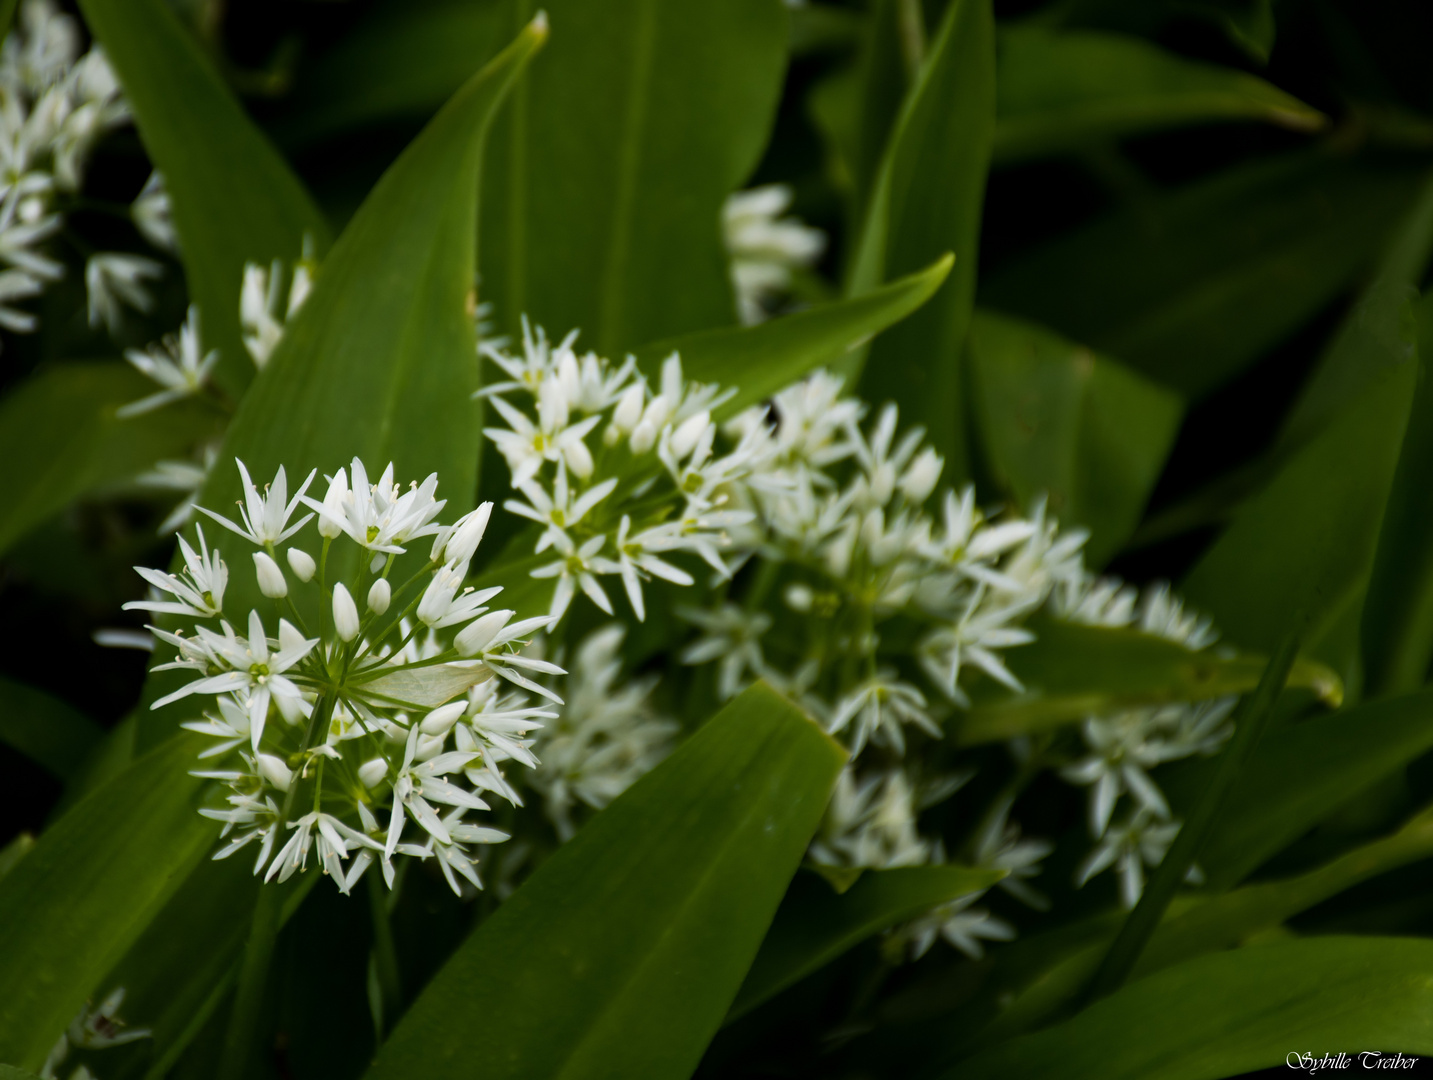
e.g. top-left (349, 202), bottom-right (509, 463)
top-left (0, 0), bottom-right (162, 340)
top-left (129, 458), bottom-right (560, 895)
top-left (40, 987), bottom-right (148, 1080)
top-left (721, 184), bottom-right (826, 325)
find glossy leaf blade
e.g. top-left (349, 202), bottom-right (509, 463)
top-left (77, 0), bottom-right (330, 394)
top-left (364, 683), bottom-right (846, 1080)
top-left (994, 26), bottom-right (1323, 164)
top-left (968, 310), bottom-right (1183, 566)
top-left (629, 255), bottom-right (952, 418)
top-left (729, 865), bottom-right (1001, 1020)
top-left (481, 0), bottom-right (788, 352)
top-left (0, 363), bottom-right (217, 557)
top-left (1182, 361), bottom-right (1416, 671)
top-left (0, 734), bottom-right (212, 1070)
top-left (981, 151), bottom-right (1426, 398)
top-left (953, 937), bottom-right (1433, 1080)
top-left (849, 0), bottom-right (995, 480)
top-left (0, 676), bottom-right (103, 780)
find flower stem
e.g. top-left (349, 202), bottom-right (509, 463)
top-left (367, 869), bottom-right (403, 1040)
top-left (216, 694), bottom-right (333, 1080)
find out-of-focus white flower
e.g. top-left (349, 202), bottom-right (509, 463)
top-left (40, 984), bottom-right (150, 1080)
top-left (118, 305), bottom-right (218, 417)
top-left (1075, 807), bottom-right (1188, 909)
top-left (810, 768), bottom-right (932, 870)
top-left (240, 236), bottom-right (317, 368)
top-left (131, 169), bottom-right (176, 252)
top-left (722, 184), bottom-right (826, 325)
top-left (86, 251), bottom-right (162, 333)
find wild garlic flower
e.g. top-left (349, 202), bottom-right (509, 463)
top-left (118, 305), bottom-right (217, 417)
top-left (40, 986), bottom-right (149, 1080)
top-left (1074, 807), bottom-right (1196, 910)
top-left (240, 235), bottom-right (317, 368)
top-left (129, 457), bottom-right (562, 896)
top-left (722, 184), bottom-right (826, 325)
top-left (86, 251), bottom-right (161, 333)
top-left (130, 170), bottom-right (175, 253)
top-left (530, 624), bottom-right (678, 840)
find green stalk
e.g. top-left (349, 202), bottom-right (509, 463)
top-left (216, 693), bottom-right (334, 1080)
top-left (367, 870), bottom-right (403, 1039)
top-left (1083, 625), bottom-right (1302, 1004)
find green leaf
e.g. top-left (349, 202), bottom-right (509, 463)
top-left (967, 309), bottom-right (1183, 566)
top-left (139, 18), bottom-right (547, 750)
top-left (1197, 686), bottom-right (1433, 887)
top-left (1182, 359), bottom-right (1416, 672)
top-left (0, 363), bottom-right (218, 557)
top-left (76, 0), bottom-right (331, 395)
top-left (848, 0), bottom-right (995, 481)
top-left (993, 26), bottom-right (1322, 164)
top-left (481, 0), bottom-right (789, 352)
top-left (629, 255), bottom-right (952, 419)
top-left (364, 683), bottom-right (846, 1080)
top-left (0, 734), bottom-right (212, 1071)
top-left (0, 1066), bottom-right (43, 1080)
top-left (952, 937), bottom-right (1433, 1080)
top-left (729, 865), bottom-right (1002, 1020)
top-left (277, 0), bottom-right (508, 147)
top-left (957, 617), bottom-right (1340, 746)
top-left (0, 676), bottom-right (104, 780)
top-left (981, 151), bottom-right (1428, 398)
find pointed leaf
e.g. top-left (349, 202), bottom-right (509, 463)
top-left (481, 0), bottom-right (788, 352)
top-left (630, 255), bottom-right (952, 417)
top-left (0, 734), bottom-right (212, 1071)
top-left (968, 310), bottom-right (1183, 566)
top-left (729, 865), bottom-right (1002, 1020)
top-left (952, 937), bottom-right (1433, 1080)
top-left (849, 0), bottom-right (995, 481)
top-left (1182, 360), bottom-right (1416, 672)
top-left (982, 151), bottom-right (1427, 398)
top-left (957, 617), bottom-right (1340, 746)
top-left (77, 0), bottom-right (330, 394)
top-left (993, 26), bottom-right (1323, 164)
top-left (364, 683), bottom-right (846, 1080)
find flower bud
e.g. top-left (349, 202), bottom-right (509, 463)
top-left (332, 583), bottom-right (360, 642)
top-left (629, 419), bottom-right (658, 456)
top-left (612, 382), bottom-right (645, 432)
top-left (257, 753), bottom-right (293, 792)
top-left (455, 609), bottom-right (514, 656)
top-left (420, 701), bottom-right (467, 736)
top-left (899, 447), bottom-right (943, 504)
top-left (357, 757), bottom-right (388, 789)
top-left (317, 469), bottom-right (347, 539)
top-left (252, 551), bottom-right (287, 598)
top-left (563, 439), bottom-right (594, 479)
top-left (367, 578), bottom-right (391, 615)
top-left (287, 547), bottom-right (316, 581)
top-left (444, 503), bottom-right (493, 565)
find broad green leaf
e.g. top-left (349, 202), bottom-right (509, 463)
top-left (0, 363), bottom-right (218, 557)
top-left (1363, 292), bottom-right (1433, 696)
top-left (1182, 360), bottom-right (1416, 673)
top-left (993, 26), bottom-right (1322, 164)
top-left (729, 865), bottom-right (1002, 1020)
top-left (77, 0), bottom-right (331, 395)
top-left (629, 255), bottom-right (952, 418)
top-left (0, 1067), bottom-right (42, 1080)
top-left (276, 0), bottom-right (507, 147)
top-left (0, 734), bottom-right (212, 1071)
top-left (481, 0), bottom-right (788, 352)
top-left (981, 151), bottom-right (1427, 398)
top-left (849, 0), bottom-right (994, 481)
top-left (968, 310), bottom-right (1183, 566)
top-left (952, 937), bottom-right (1433, 1080)
top-left (364, 683), bottom-right (846, 1080)
top-left (957, 617), bottom-right (1340, 746)
top-left (0, 676), bottom-right (103, 780)
top-left (139, 19), bottom-right (547, 750)
top-left (1197, 686), bottom-right (1433, 887)
top-left (959, 806), bottom-right (1433, 1050)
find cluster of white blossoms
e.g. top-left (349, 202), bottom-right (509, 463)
top-left (480, 320), bottom-right (1237, 956)
top-left (0, 0), bottom-right (173, 340)
top-left (128, 457), bottom-right (560, 896)
top-left (721, 184), bottom-right (825, 325)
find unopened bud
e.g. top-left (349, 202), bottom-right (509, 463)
top-left (286, 548), bottom-right (316, 581)
top-left (332, 583), bottom-right (360, 642)
top-left (367, 578), bottom-right (391, 615)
